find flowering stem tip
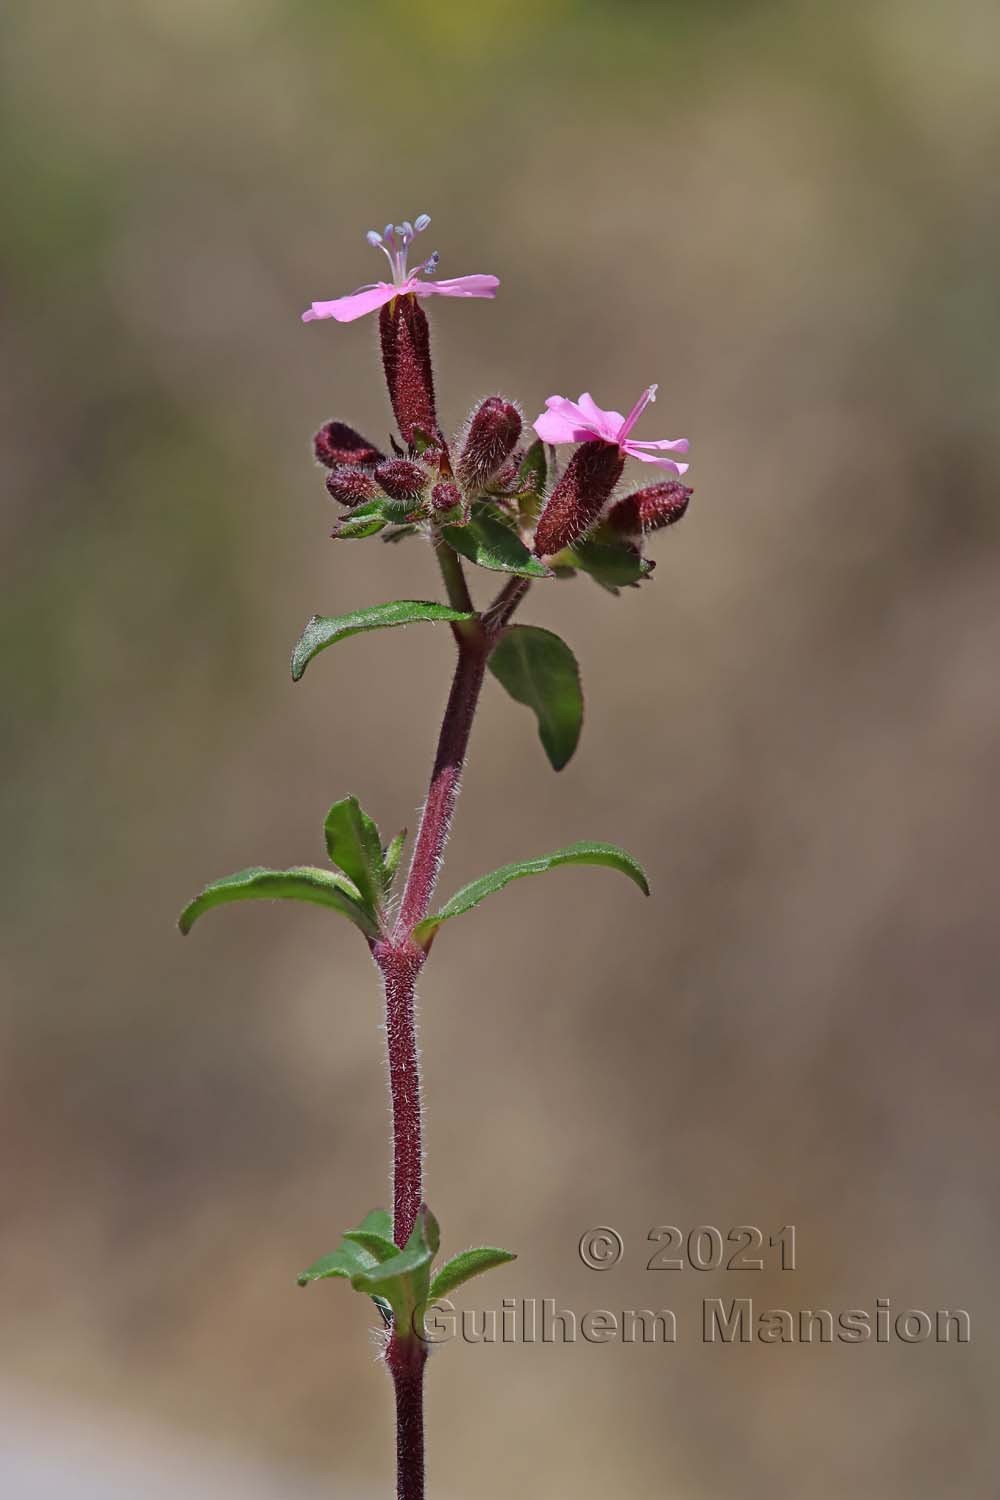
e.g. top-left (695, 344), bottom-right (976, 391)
top-left (302, 216), bottom-right (499, 324)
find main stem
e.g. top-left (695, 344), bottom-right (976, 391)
top-left (374, 544), bottom-right (529, 1500)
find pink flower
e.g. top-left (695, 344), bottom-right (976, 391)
top-left (533, 386), bottom-right (689, 475)
top-left (302, 215), bottom-right (500, 324)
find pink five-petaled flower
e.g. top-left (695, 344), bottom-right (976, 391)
top-left (533, 386), bottom-right (690, 476)
top-left (301, 215), bottom-right (499, 324)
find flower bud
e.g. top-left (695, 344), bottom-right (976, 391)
top-left (606, 481), bottom-right (692, 537)
top-left (532, 440), bottom-right (624, 557)
top-left (431, 480), bottom-right (463, 514)
top-left (379, 294), bottom-right (437, 445)
top-left (374, 457), bottom-right (431, 501)
top-left (457, 397), bottom-right (522, 492)
top-left (326, 465), bottom-right (380, 507)
top-left (314, 420), bottom-right (384, 469)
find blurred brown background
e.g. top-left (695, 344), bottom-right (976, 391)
top-left (3, 0), bottom-right (999, 1495)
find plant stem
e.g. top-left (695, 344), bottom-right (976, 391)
top-left (387, 1333), bottom-right (428, 1500)
top-left (376, 545), bottom-right (530, 1500)
top-left (395, 636), bottom-right (488, 937)
top-left (434, 534), bottom-right (475, 615)
top-left (375, 938), bottom-right (426, 1249)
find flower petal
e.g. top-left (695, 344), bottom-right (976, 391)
top-left (302, 282), bottom-right (398, 323)
top-left (623, 442), bottom-right (690, 475)
top-left (626, 436), bottom-right (690, 454)
top-left (414, 274), bottom-right (500, 300)
top-left (533, 395), bottom-right (601, 445)
top-left (534, 412), bottom-right (589, 444)
top-left (575, 392), bottom-right (623, 440)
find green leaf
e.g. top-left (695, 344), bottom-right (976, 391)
top-left (179, 865), bottom-right (377, 938)
top-left (382, 829), bottom-right (407, 893)
top-left (298, 1239), bottom-right (374, 1286)
top-left (351, 1207), bottom-right (440, 1335)
top-left (356, 1208), bottom-right (394, 1240)
top-left (566, 537), bottom-right (653, 592)
top-left (343, 1228), bottom-right (399, 1262)
top-left (297, 1209), bottom-right (396, 1287)
top-left (429, 1247), bottom-right (517, 1302)
top-left (291, 601), bottom-right (475, 682)
top-left (488, 625), bottom-right (583, 772)
top-left (324, 797), bottom-right (385, 915)
top-left (333, 503), bottom-right (388, 540)
top-left (442, 513), bottom-right (551, 579)
top-left (333, 498), bottom-right (423, 540)
top-left (413, 841), bottom-right (650, 947)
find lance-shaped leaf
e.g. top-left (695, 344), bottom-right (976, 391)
top-left (429, 1247), bottom-right (517, 1302)
top-left (324, 797), bottom-right (385, 916)
top-left (291, 601), bottom-right (476, 682)
top-left (413, 841), bottom-right (649, 948)
top-left (179, 865), bottom-right (378, 938)
top-left (488, 625), bottom-right (583, 772)
top-left (442, 512), bottom-right (551, 579)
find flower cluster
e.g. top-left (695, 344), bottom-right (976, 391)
top-left (303, 216), bottom-right (692, 582)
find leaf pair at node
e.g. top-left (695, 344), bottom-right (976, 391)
top-left (297, 1205), bottom-right (515, 1344)
top-left (178, 795), bottom-right (405, 941)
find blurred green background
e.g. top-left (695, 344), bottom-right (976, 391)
top-left (3, 0), bottom-right (999, 1495)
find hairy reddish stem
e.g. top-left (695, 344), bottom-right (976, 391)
top-left (395, 638), bottom-right (489, 938)
top-left (387, 1333), bottom-right (428, 1500)
top-left (376, 545), bottom-right (530, 1500)
top-left (375, 938), bottom-right (426, 1249)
